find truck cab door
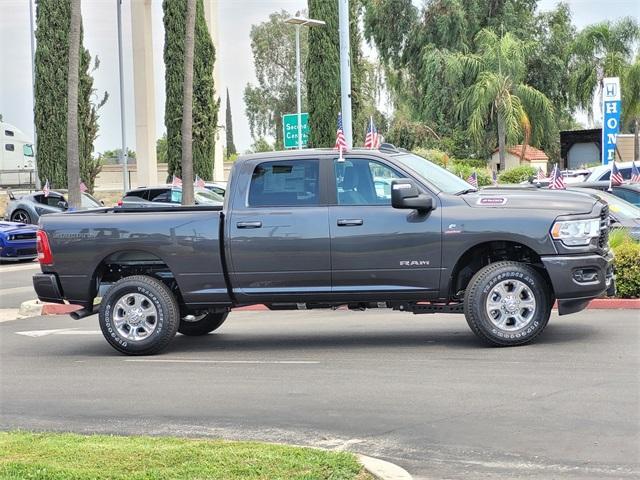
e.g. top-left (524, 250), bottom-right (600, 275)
top-left (227, 158), bottom-right (331, 303)
top-left (329, 157), bottom-right (442, 300)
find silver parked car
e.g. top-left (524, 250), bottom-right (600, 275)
top-left (5, 189), bottom-right (103, 224)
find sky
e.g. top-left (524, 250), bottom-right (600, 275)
top-left (0, 0), bottom-right (638, 155)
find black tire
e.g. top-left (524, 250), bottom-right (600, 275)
top-left (99, 275), bottom-right (179, 355)
top-left (178, 312), bottom-right (229, 336)
top-left (11, 209), bottom-right (32, 224)
top-left (464, 261), bottom-right (552, 346)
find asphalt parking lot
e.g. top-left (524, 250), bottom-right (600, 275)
top-left (1, 307), bottom-right (638, 479)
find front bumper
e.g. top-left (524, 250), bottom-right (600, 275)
top-left (541, 251), bottom-right (615, 315)
top-left (33, 273), bottom-right (65, 304)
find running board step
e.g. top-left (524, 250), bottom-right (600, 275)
top-left (393, 302), bottom-right (464, 314)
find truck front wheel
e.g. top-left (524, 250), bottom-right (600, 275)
top-left (464, 261), bottom-right (552, 346)
top-left (99, 275), bottom-right (180, 355)
top-left (178, 312), bottom-right (228, 336)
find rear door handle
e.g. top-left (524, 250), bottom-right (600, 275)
top-left (236, 221), bottom-right (262, 229)
top-left (337, 219), bottom-right (363, 227)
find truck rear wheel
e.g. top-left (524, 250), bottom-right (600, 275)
top-left (464, 261), bottom-right (551, 346)
top-left (99, 275), bottom-right (179, 355)
top-left (178, 312), bottom-right (228, 336)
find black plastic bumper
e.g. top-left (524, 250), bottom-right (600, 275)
top-left (541, 251), bottom-right (615, 315)
top-left (32, 273), bottom-right (65, 304)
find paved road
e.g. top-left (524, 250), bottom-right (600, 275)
top-left (0, 261), bottom-right (39, 309)
top-left (1, 309), bottom-right (638, 479)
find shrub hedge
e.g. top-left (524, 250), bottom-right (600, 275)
top-left (498, 165), bottom-right (537, 184)
top-left (611, 236), bottom-right (640, 299)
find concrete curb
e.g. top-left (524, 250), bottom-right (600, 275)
top-left (16, 297), bottom-right (640, 320)
top-left (358, 454), bottom-right (413, 480)
top-left (18, 300), bottom-right (81, 318)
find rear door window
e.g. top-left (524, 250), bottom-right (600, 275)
top-left (248, 159), bottom-right (319, 207)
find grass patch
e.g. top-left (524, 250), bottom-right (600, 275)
top-left (0, 431), bottom-right (371, 480)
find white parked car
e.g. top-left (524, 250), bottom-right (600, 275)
top-left (583, 161), bottom-right (636, 182)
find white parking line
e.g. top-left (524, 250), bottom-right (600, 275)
top-left (0, 263), bottom-right (40, 273)
top-left (125, 359), bottom-right (320, 365)
top-left (0, 286), bottom-right (34, 295)
top-left (15, 328), bottom-right (101, 337)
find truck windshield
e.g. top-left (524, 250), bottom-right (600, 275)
top-left (394, 152), bottom-right (475, 194)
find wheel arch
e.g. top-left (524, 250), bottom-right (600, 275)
top-left (449, 240), bottom-right (554, 300)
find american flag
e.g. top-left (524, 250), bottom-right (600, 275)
top-left (364, 116), bottom-right (380, 149)
top-left (631, 160), bottom-right (640, 184)
top-left (466, 171), bottom-right (478, 189)
top-left (171, 175), bottom-right (182, 189)
top-left (43, 179), bottom-right (50, 197)
top-left (548, 164), bottom-right (565, 189)
top-left (492, 170), bottom-right (498, 186)
top-left (609, 160), bottom-right (623, 189)
top-left (80, 181), bottom-right (87, 193)
top-left (335, 112), bottom-right (347, 153)
top-left (194, 175), bottom-right (206, 188)
top-left (536, 166), bottom-right (547, 181)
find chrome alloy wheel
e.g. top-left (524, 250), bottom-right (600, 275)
top-left (485, 279), bottom-right (537, 331)
top-left (112, 292), bottom-right (159, 342)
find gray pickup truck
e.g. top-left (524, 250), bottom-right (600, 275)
top-left (34, 146), bottom-right (614, 355)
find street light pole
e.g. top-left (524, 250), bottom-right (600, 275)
top-left (295, 24), bottom-right (302, 149)
top-left (116, 0), bottom-right (129, 192)
top-left (29, 0), bottom-right (41, 189)
top-left (338, 0), bottom-right (353, 148)
top-left (285, 15), bottom-right (325, 150)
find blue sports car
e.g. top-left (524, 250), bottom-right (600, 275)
top-left (0, 221), bottom-right (38, 262)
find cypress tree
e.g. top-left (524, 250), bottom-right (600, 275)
top-left (34, 0), bottom-right (105, 190)
top-left (225, 88), bottom-right (236, 157)
top-left (163, 0), bottom-right (219, 181)
top-left (307, 0), bottom-right (362, 147)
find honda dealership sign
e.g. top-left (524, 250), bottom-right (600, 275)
top-left (601, 77), bottom-right (621, 165)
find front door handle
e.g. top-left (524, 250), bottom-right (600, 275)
top-left (236, 221), bottom-right (262, 229)
top-left (337, 219), bottom-right (363, 227)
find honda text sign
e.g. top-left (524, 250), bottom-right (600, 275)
top-left (601, 77), bottom-right (621, 165)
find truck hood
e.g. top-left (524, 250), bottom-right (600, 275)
top-left (461, 189), bottom-right (597, 215)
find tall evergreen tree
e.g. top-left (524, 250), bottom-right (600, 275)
top-left (225, 88), bottom-right (236, 157)
top-left (34, 0), bottom-right (106, 190)
top-left (307, 0), bottom-right (362, 147)
top-left (163, 0), bottom-right (219, 181)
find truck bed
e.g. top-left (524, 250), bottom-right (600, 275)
top-left (39, 206), bottom-right (230, 308)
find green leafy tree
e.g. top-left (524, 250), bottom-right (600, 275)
top-left (244, 10), bottom-right (308, 149)
top-left (225, 89), bottom-right (236, 157)
top-left (569, 17), bottom-right (639, 122)
top-left (34, 0), bottom-right (107, 191)
top-left (163, 0), bottom-right (219, 182)
top-left (156, 135), bottom-right (167, 163)
top-left (448, 30), bottom-right (555, 169)
top-left (307, 0), bottom-right (362, 147)
top-left (248, 137), bottom-right (274, 153)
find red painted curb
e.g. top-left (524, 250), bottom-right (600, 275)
top-left (39, 298), bottom-right (639, 316)
top-left (41, 304), bottom-right (82, 315)
top-left (584, 298), bottom-right (640, 309)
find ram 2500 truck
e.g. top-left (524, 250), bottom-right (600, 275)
top-left (33, 146), bottom-right (614, 355)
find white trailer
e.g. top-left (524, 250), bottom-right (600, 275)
top-left (1, 122), bottom-right (36, 187)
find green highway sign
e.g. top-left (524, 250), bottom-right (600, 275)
top-left (283, 113), bottom-right (309, 149)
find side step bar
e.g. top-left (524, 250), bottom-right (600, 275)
top-left (393, 302), bottom-right (464, 314)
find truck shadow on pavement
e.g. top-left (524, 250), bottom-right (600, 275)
top-left (59, 322), bottom-right (597, 357)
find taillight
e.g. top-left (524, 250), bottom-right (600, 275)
top-left (117, 199), bottom-right (123, 206)
top-left (36, 230), bottom-right (53, 265)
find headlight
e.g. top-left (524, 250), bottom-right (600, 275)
top-left (551, 218), bottom-right (601, 246)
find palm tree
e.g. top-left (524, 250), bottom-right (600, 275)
top-left (447, 29), bottom-right (554, 170)
top-left (66, 0), bottom-right (82, 209)
top-left (622, 56), bottom-right (640, 160)
top-left (180, 0), bottom-right (197, 205)
top-left (569, 18), bottom-right (639, 124)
